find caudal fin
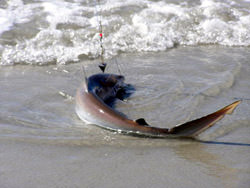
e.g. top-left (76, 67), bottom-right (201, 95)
top-left (168, 101), bottom-right (241, 138)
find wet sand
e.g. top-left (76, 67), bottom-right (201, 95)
top-left (1, 137), bottom-right (250, 188)
top-left (0, 46), bottom-right (250, 187)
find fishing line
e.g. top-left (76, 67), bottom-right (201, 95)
top-left (82, 65), bottom-right (88, 79)
top-left (95, 0), bottom-right (107, 72)
top-left (134, 85), bottom-right (250, 102)
top-left (114, 57), bottom-right (122, 75)
top-left (94, 0), bottom-right (125, 75)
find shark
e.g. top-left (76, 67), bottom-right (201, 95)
top-left (75, 73), bottom-right (241, 138)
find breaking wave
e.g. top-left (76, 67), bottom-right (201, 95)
top-left (0, 0), bottom-right (250, 65)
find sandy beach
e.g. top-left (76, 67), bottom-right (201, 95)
top-left (0, 136), bottom-right (249, 188)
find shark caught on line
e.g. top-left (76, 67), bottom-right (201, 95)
top-left (75, 73), bottom-right (241, 139)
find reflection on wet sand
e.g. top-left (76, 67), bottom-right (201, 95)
top-left (172, 141), bottom-right (241, 187)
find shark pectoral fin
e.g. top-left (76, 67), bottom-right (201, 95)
top-left (135, 118), bottom-right (149, 126)
top-left (168, 100), bottom-right (241, 138)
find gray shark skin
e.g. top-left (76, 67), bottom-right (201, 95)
top-left (75, 73), bottom-right (241, 138)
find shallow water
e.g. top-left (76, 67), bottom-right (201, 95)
top-left (1, 46), bottom-right (249, 143)
top-left (0, 0), bottom-right (250, 187)
top-left (1, 46), bottom-right (250, 187)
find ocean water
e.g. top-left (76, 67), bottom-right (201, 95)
top-left (0, 0), bottom-right (250, 65)
top-left (0, 0), bottom-right (250, 188)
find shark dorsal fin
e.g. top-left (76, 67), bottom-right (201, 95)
top-left (135, 118), bottom-right (149, 126)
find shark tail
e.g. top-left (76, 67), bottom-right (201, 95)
top-left (168, 100), bottom-right (241, 138)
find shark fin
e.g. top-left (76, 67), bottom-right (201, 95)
top-left (135, 118), bottom-right (149, 126)
top-left (168, 100), bottom-right (241, 138)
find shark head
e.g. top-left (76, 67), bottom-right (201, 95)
top-left (87, 73), bottom-right (125, 104)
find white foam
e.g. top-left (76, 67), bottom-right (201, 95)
top-left (0, 0), bottom-right (35, 35)
top-left (42, 0), bottom-right (90, 29)
top-left (0, 0), bottom-right (250, 65)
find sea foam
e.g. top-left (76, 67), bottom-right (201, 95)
top-left (0, 0), bottom-right (249, 65)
